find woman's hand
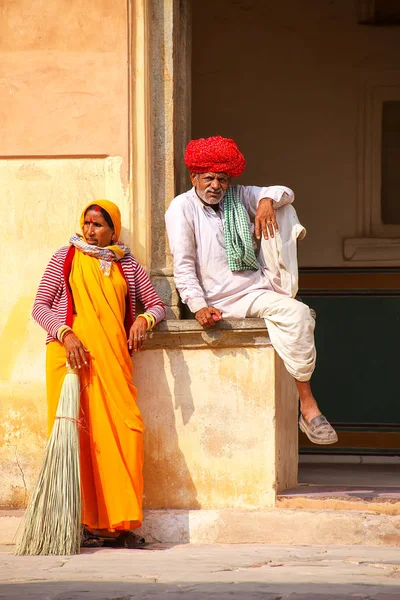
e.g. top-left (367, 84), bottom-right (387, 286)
top-left (128, 318), bottom-right (148, 353)
top-left (64, 333), bottom-right (89, 369)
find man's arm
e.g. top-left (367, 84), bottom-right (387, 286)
top-left (165, 199), bottom-right (208, 314)
top-left (165, 200), bottom-right (222, 327)
top-left (241, 185), bottom-right (295, 240)
top-left (241, 185), bottom-right (294, 218)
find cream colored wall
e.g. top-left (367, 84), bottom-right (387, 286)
top-left (191, 0), bottom-right (400, 267)
top-left (134, 343), bottom-right (298, 510)
top-left (0, 1), bottom-right (130, 508)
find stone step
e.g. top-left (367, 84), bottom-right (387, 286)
top-left (2, 508), bottom-right (399, 547)
top-left (277, 485), bottom-right (400, 516)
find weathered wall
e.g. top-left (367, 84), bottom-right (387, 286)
top-left (191, 0), bottom-right (400, 267)
top-left (0, 0), bottom-right (302, 515)
top-left (0, 0), bottom-right (129, 168)
top-left (0, 158), bottom-right (129, 508)
top-left (0, 0), bottom-right (130, 508)
top-left (134, 331), bottom-right (298, 510)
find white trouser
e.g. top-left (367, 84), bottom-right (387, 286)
top-left (248, 204), bottom-right (315, 382)
top-left (246, 292), bottom-right (316, 382)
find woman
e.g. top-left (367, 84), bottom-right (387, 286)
top-left (32, 199), bottom-right (166, 548)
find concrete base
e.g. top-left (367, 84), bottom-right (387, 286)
top-left (3, 508), bottom-right (400, 547)
top-left (137, 508), bottom-right (400, 546)
top-left (134, 319), bottom-right (298, 510)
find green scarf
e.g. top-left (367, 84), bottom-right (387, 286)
top-left (223, 185), bottom-right (259, 272)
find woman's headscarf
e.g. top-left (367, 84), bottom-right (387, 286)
top-left (70, 199), bottom-right (129, 276)
top-left (80, 199), bottom-right (122, 241)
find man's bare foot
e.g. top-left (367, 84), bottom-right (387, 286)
top-left (300, 402), bottom-right (321, 424)
top-left (295, 379), bottom-right (321, 422)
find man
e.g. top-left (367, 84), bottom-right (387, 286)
top-left (165, 135), bottom-right (337, 445)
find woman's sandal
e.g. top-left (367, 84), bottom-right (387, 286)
top-left (81, 527), bottom-right (103, 548)
top-left (103, 530), bottom-right (147, 549)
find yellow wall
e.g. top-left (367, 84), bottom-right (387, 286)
top-left (0, 0), bottom-right (130, 508)
top-left (135, 345), bottom-right (297, 510)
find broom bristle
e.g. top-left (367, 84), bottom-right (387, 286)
top-left (15, 373), bottom-right (81, 556)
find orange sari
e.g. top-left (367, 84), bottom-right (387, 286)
top-left (46, 250), bottom-right (144, 531)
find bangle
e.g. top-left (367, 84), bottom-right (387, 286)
top-left (137, 313), bottom-right (156, 331)
top-left (137, 315), bottom-right (149, 330)
top-left (137, 315), bottom-right (151, 330)
top-left (146, 313), bottom-right (156, 329)
top-left (62, 330), bottom-right (74, 342)
top-left (57, 325), bottom-right (68, 342)
top-left (57, 325), bottom-right (73, 343)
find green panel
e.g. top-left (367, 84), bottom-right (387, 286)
top-left (303, 295), bottom-right (400, 425)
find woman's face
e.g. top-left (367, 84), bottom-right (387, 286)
top-left (83, 208), bottom-right (114, 247)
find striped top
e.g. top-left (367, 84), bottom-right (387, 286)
top-left (32, 246), bottom-right (166, 343)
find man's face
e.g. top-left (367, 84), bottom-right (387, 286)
top-left (191, 172), bottom-right (231, 205)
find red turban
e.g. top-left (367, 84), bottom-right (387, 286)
top-left (184, 135), bottom-right (246, 178)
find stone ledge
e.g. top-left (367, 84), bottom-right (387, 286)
top-left (3, 509), bottom-right (400, 546)
top-left (137, 508), bottom-right (400, 546)
top-left (145, 318), bottom-right (271, 349)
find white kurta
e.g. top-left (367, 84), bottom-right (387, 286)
top-left (165, 185), bottom-right (297, 317)
top-left (165, 184), bottom-right (316, 382)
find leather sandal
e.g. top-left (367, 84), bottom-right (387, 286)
top-left (114, 531), bottom-right (147, 549)
top-left (299, 414), bottom-right (338, 445)
top-left (81, 527), bottom-right (103, 548)
top-left (103, 530), bottom-right (147, 549)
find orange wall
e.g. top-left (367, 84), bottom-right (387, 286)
top-left (0, 0), bottom-right (129, 175)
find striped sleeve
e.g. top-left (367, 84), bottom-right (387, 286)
top-left (134, 261), bottom-right (166, 324)
top-left (32, 251), bottom-right (67, 339)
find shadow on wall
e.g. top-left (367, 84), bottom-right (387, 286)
top-left (135, 348), bottom-right (199, 517)
top-left (166, 348), bottom-right (194, 426)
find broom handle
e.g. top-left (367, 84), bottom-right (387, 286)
top-left (66, 365), bottom-right (79, 376)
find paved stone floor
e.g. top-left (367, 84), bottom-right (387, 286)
top-left (1, 544), bottom-right (400, 599)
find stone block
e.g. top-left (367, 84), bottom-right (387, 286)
top-left (165, 305), bottom-right (181, 320)
top-left (151, 275), bottom-right (180, 306)
top-left (134, 319), bottom-right (298, 510)
top-left (3, 507), bottom-right (400, 546)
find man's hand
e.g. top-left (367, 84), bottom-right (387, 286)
top-left (64, 333), bottom-right (89, 369)
top-left (195, 306), bottom-right (222, 328)
top-left (255, 198), bottom-right (279, 240)
top-left (128, 318), bottom-right (148, 353)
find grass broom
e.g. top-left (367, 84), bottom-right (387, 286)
top-left (15, 365), bottom-right (82, 555)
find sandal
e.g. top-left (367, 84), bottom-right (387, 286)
top-left (81, 527), bottom-right (103, 548)
top-left (299, 414), bottom-right (338, 445)
top-left (103, 530), bottom-right (147, 549)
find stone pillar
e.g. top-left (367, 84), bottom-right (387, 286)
top-left (148, 0), bottom-right (192, 318)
